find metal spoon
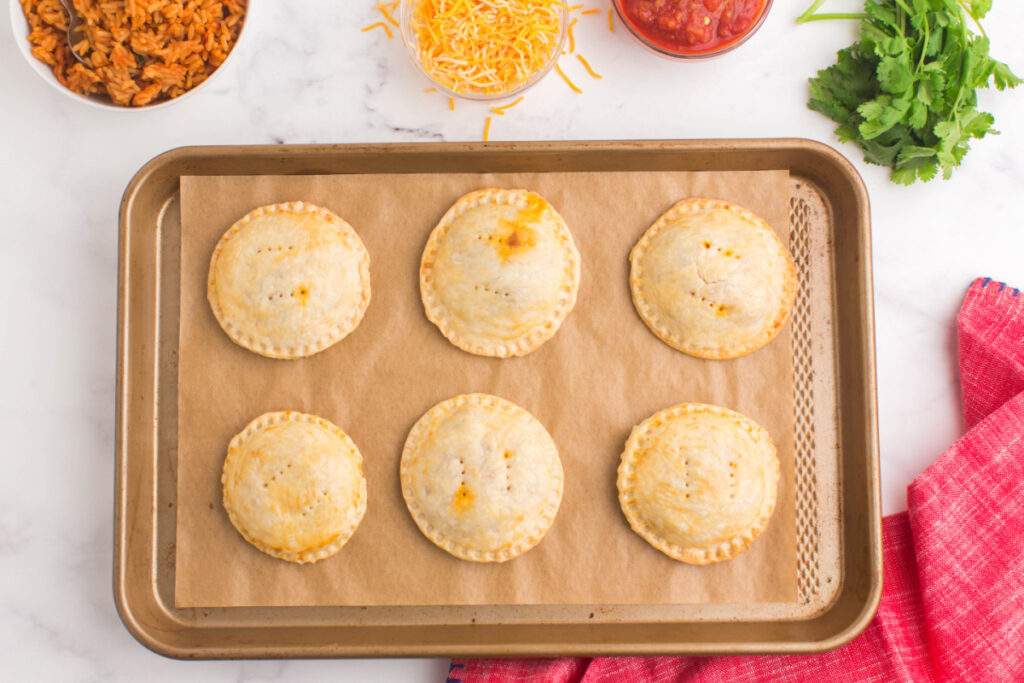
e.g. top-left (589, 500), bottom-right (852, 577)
top-left (57, 0), bottom-right (89, 64)
top-left (58, 0), bottom-right (146, 68)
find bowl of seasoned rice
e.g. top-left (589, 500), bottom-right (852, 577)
top-left (10, 0), bottom-right (250, 109)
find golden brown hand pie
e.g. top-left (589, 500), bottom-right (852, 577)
top-left (222, 411), bottom-right (367, 564)
top-left (420, 189), bottom-right (581, 357)
top-left (400, 393), bottom-right (564, 561)
top-left (208, 201), bottom-right (371, 359)
top-left (617, 402), bottom-right (779, 565)
top-left (630, 198), bottom-right (796, 360)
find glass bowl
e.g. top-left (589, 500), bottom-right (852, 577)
top-left (400, 0), bottom-right (568, 101)
top-left (612, 0), bottom-right (773, 61)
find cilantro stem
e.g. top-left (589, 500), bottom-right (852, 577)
top-left (917, 13), bottom-right (929, 72)
top-left (956, 0), bottom-right (987, 38)
top-left (797, 12), bottom-right (866, 23)
top-left (796, 0), bottom-right (865, 24)
top-left (893, 0), bottom-right (914, 17)
top-left (950, 21), bottom-right (971, 114)
top-left (796, 0), bottom-right (827, 23)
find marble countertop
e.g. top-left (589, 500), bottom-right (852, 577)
top-left (2, 0), bottom-right (1022, 679)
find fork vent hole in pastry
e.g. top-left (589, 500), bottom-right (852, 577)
top-left (400, 393), bottom-right (564, 562)
top-left (618, 402), bottom-right (780, 565)
top-left (419, 189), bottom-right (581, 358)
top-left (221, 411), bottom-right (367, 564)
top-left (630, 198), bottom-right (796, 360)
top-left (207, 201), bottom-right (371, 360)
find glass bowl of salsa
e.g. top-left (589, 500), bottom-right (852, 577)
top-left (613, 0), bottom-right (772, 59)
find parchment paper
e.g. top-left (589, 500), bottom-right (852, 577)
top-left (174, 170), bottom-right (796, 608)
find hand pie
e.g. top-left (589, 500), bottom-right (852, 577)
top-left (208, 201), bottom-right (371, 359)
top-left (400, 393), bottom-right (564, 562)
top-left (419, 189), bottom-right (581, 357)
top-left (617, 402), bottom-right (779, 565)
top-left (222, 411), bottom-right (367, 564)
top-left (630, 198), bottom-right (796, 360)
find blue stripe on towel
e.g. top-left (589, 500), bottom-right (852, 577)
top-left (447, 661), bottom-right (466, 683)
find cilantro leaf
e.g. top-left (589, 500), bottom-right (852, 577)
top-left (917, 160), bottom-right (938, 182)
top-left (878, 54), bottom-right (914, 94)
top-left (908, 99), bottom-right (928, 129)
top-left (896, 145), bottom-right (938, 163)
top-left (891, 166), bottom-right (921, 185)
top-left (857, 94), bottom-right (890, 121)
top-left (992, 61), bottom-right (1023, 90)
top-left (959, 108), bottom-right (995, 138)
top-left (967, 0), bottom-right (992, 19)
top-left (863, 0), bottom-right (899, 30)
top-left (859, 96), bottom-right (912, 139)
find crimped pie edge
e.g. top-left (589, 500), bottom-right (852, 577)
top-left (617, 402), bottom-right (780, 565)
top-left (221, 410), bottom-right (368, 564)
top-left (629, 197), bottom-right (797, 360)
top-left (400, 393), bottom-right (565, 562)
top-left (207, 201), bottom-right (372, 360)
top-left (419, 188), bottom-right (581, 358)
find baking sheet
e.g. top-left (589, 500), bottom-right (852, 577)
top-left (174, 170), bottom-right (796, 608)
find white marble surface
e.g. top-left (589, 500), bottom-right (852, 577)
top-left (1, 0), bottom-right (1022, 679)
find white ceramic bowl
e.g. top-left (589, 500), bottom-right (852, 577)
top-left (9, 0), bottom-right (253, 110)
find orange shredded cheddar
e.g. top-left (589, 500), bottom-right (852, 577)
top-left (554, 63), bottom-right (582, 93)
top-left (490, 96), bottom-right (525, 115)
top-left (423, 86), bottom-right (437, 93)
top-left (568, 18), bottom-right (577, 53)
top-left (608, 7), bottom-right (615, 32)
top-left (410, 0), bottom-right (564, 96)
top-left (483, 116), bottom-right (493, 142)
top-left (567, 3), bottom-right (583, 10)
top-left (377, 3), bottom-right (400, 27)
top-left (580, 8), bottom-right (599, 15)
top-left (576, 53), bottom-right (602, 79)
top-left (362, 21), bottom-right (394, 39)
top-left (448, 96), bottom-right (455, 111)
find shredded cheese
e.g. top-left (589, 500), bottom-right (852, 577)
top-left (554, 63), bottom-right (582, 93)
top-left (483, 116), bottom-right (493, 142)
top-left (423, 86), bottom-right (437, 93)
top-left (580, 8), bottom-right (599, 15)
top-left (568, 18), bottom-right (577, 53)
top-left (490, 96), bottom-right (525, 115)
top-left (376, 3), bottom-right (400, 28)
top-left (362, 21), bottom-right (394, 39)
top-left (576, 53), bottom-right (602, 79)
top-left (448, 96), bottom-right (455, 111)
top-left (567, 3), bottom-right (583, 10)
top-left (410, 0), bottom-right (565, 96)
top-left (608, 7), bottom-right (615, 32)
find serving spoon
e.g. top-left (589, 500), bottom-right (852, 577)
top-left (57, 0), bottom-right (89, 64)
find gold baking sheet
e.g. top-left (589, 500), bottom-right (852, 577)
top-left (114, 141), bottom-right (881, 657)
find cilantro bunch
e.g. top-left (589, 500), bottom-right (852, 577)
top-left (799, 0), bottom-right (1020, 184)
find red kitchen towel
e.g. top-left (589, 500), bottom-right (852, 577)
top-left (449, 277), bottom-right (1024, 683)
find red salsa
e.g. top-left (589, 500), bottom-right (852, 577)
top-left (618, 0), bottom-right (767, 55)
